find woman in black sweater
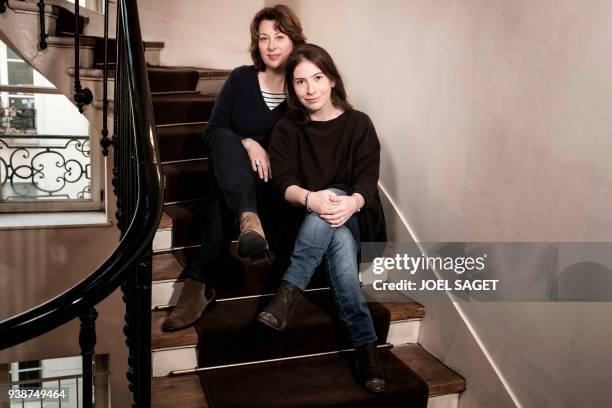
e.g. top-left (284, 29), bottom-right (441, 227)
top-left (163, 5), bottom-right (306, 332)
top-left (260, 44), bottom-right (387, 393)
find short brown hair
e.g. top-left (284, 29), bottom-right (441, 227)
top-left (285, 44), bottom-right (353, 125)
top-left (249, 4), bottom-right (306, 71)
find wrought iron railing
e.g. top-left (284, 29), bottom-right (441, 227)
top-left (0, 134), bottom-right (91, 201)
top-left (0, 1), bottom-right (162, 407)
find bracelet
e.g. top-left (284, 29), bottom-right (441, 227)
top-left (305, 191), bottom-right (313, 212)
top-left (354, 195), bottom-right (361, 212)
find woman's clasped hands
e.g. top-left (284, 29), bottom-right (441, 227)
top-left (308, 190), bottom-right (359, 228)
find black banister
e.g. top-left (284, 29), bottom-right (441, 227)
top-left (79, 307), bottom-right (98, 407)
top-left (37, 0), bottom-right (47, 49)
top-left (73, 0), bottom-right (93, 112)
top-left (0, 1), bottom-right (162, 406)
top-left (100, 0), bottom-right (111, 156)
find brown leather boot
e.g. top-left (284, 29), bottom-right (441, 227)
top-left (256, 280), bottom-right (302, 330)
top-left (237, 211), bottom-right (268, 258)
top-left (162, 278), bottom-right (215, 332)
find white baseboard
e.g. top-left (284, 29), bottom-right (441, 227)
top-left (428, 393), bottom-right (460, 408)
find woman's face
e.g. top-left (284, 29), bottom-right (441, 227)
top-left (293, 59), bottom-right (335, 116)
top-left (258, 19), bottom-right (293, 71)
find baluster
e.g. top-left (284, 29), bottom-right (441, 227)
top-left (73, 0), bottom-right (93, 112)
top-left (100, 0), bottom-right (111, 156)
top-left (37, 1), bottom-right (47, 49)
top-left (79, 307), bottom-right (98, 408)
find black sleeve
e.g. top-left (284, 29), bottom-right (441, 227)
top-left (269, 120), bottom-right (302, 198)
top-left (350, 114), bottom-right (380, 208)
top-left (203, 67), bottom-right (241, 144)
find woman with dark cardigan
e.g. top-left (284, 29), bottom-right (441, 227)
top-left (162, 5), bottom-right (306, 332)
top-left (259, 44), bottom-right (387, 393)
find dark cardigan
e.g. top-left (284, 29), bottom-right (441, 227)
top-left (203, 65), bottom-right (287, 147)
top-left (269, 109), bottom-right (387, 244)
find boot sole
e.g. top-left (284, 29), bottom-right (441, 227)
top-left (255, 312), bottom-right (286, 331)
top-left (237, 231), bottom-right (268, 258)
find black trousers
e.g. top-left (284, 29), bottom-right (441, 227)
top-left (183, 130), bottom-right (274, 286)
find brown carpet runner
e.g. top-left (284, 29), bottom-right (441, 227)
top-left (148, 66), bottom-right (200, 93)
top-left (157, 123), bottom-right (207, 162)
top-left (163, 160), bottom-right (209, 202)
top-left (195, 290), bottom-right (390, 368)
top-left (152, 94), bottom-right (216, 124)
top-left (199, 348), bottom-right (428, 408)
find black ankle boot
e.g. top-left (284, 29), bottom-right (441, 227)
top-left (256, 280), bottom-right (302, 330)
top-left (355, 342), bottom-right (386, 393)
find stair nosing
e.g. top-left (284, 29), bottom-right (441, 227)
top-left (170, 343), bottom-right (395, 375)
top-left (163, 198), bottom-right (207, 207)
top-left (153, 244), bottom-right (202, 254)
top-left (156, 121), bottom-right (208, 128)
top-left (162, 157), bottom-right (208, 166)
top-left (152, 344), bottom-right (197, 353)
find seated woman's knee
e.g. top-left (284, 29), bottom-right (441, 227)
top-left (329, 226), bottom-right (357, 255)
top-left (303, 210), bottom-right (333, 233)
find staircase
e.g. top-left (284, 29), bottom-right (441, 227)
top-left (144, 44), bottom-right (466, 408)
top-left (2, 1), bottom-right (466, 406)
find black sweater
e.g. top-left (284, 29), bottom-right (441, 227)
top-left (269, 110), bottom-right (387, 243)
top-left (203, 65), bottom-right (287, 147)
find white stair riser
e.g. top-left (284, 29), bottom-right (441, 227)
top-left (152, 280), bottom-right (184, 309)
top-left (153, 228), bottom-right (172, 251)
top-left (152, 347), bottom-right (197, 377)
top-left (427, 393), bottom-right (459, 408)
top-left (388, 319), bottom-right (420, 345)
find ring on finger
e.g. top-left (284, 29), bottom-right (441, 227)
top-left (255, 159), bottom-right (262, 166)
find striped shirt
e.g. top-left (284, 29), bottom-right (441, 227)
top-left (261, 90), bottom-right (287, 110)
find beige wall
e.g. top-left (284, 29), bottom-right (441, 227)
top-left (298, 0), bottom-right (612, 242)
top-left (138, 0), bottom-right (265, 68)
top-left (296, 1), bottom-right (612, 407)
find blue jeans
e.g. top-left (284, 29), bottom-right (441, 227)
top-left (282, 189), bottom-right (377, 347)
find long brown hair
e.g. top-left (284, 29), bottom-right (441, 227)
top-left (249, 5), bottom-right (306, 71)
top-left (285, 44), bottom-right (353, 125)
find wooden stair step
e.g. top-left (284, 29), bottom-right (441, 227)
top-left (159, 211), bottom-right (173, 230)
top-left (392, 344), bottom-right (466, 397)
top-left (150, 350), bottom-right (463, 408)
top-left (152, 253), bottom-right (183, 281)
top-left (151, 271), bottom-right (423, 353)
top-left (152, 310), bottom-right (198, 350)
top-left (152, 375), bottom-right (209, 408)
